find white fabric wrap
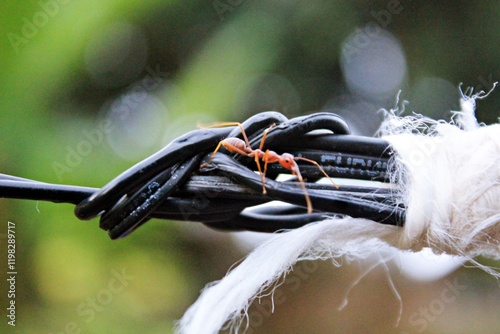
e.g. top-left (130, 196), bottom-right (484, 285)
top-left (176, 96), bottom-right (499, 334)
top-left (385, 122), bottom-right (500, 258)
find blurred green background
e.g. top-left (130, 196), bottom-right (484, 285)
top-left (0, 1), bottom-right (498, 333)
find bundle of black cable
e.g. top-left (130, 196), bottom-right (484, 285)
top-left (0, 112), bottom-right (404, 239)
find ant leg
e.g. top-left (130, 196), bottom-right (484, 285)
top-left (258, 123), bottom-right (276, 151)
top-left (201, 139), bottom-right (252, 168)
top-left (200, 141), bottom-right (225, 168)
top-left (234, 123), bottom-right (251, 148)
top-left (200, 122), bottom-right (252, 169)
top-left (257, 149), bottom-right (276, 195)
top-left (289, 161), bottom-right (313, 214)
top-left (263, 151), bottom-right (270, 180)
top-left (262, 149), bottom-right (279, 185)
top-left (201, 122), bottom-right (251, 148)
top-left (254, 152), bottom-right (267, 194)
top-left (296, 157), bottom-right (339, 189)
top-left (254, 124), bottom-right (277, 194)
top-left (256, 149), bottom-right (280, 195)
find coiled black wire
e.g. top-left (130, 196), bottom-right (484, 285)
top-left (0, 111), bottom-right (404, 239)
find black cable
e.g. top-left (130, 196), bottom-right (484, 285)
top-left (0, 177), bottom-right (93, 204)
top-left (103, 154), bottom-right (204, 239)
top-left (0, 111), bottom-right (405, 239)
top-left (202, 154), bottom-right (402, 225)
top-left (74, 111), bottom-right (287, 220)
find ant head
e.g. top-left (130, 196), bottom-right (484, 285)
top-left (279, 153), bottom-right (296, 170)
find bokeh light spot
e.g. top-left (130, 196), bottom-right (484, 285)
top-left (341, 29), bottom-right (407, 100)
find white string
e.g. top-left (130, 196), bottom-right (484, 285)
top-left (381, 84), bottom-right (500, 258)
top-left (176, 219), bottom-right (401, 334)
top-left (176, 87), bottom-right (499, 334)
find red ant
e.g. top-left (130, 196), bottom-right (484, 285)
top-left (201, 122), bottom-right (338, 214)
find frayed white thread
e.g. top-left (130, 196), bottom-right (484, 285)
top-left (337, 251), bottom-right (402, 327)
top-left (176, 87), bottom-right (499, 334)
top-left (381, 83), bottom-right (500, 258)
top-left (176, 219), bottom-right (401, 334)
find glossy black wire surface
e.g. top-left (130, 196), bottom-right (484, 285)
top-left (0, 112), bottom-right (404, 239)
